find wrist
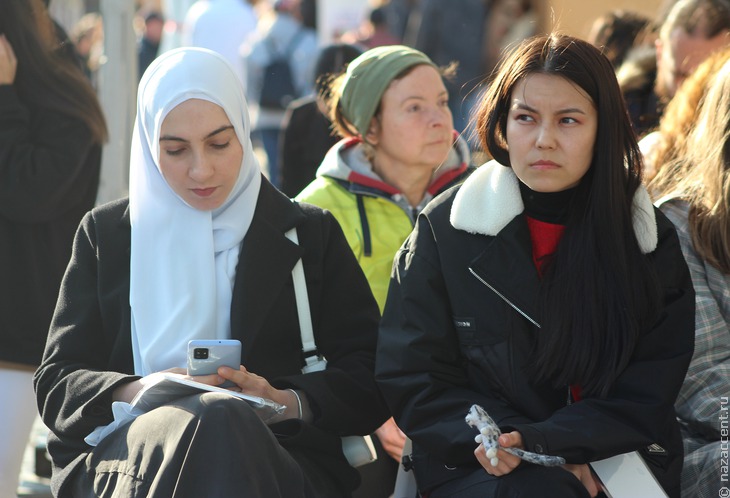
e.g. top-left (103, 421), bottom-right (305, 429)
top-left (112, 379), bottom-right (142, 403)
top-left (286, 388), bottom-right (303, 419)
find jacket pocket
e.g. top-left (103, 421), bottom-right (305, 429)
top-left (454, 319), bottom-right (511, 397)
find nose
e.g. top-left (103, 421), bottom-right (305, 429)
top-left (189, 152), bottom-right (214, 183)
top-left (535, 123), bottom-right (556, 150)
top-left (430, 105), bottom-right (453, 129)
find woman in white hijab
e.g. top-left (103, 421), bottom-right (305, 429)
top-left (34, 47), bottom-right (389, 497)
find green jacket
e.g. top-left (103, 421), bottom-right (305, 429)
top-left (297, 135), bottom-right (472, 311)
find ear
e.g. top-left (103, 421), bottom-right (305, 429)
top-left (654, 37), bottom-right (662, 68)
top-left (365, 117), bottom-right (380, 145)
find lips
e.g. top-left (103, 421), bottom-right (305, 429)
top-left (191, 187), bottom-right (217, 197)
top-left (530, 160), bottom-right (559, 169)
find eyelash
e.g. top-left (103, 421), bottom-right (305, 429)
top-left (404, 99), bottom-right (450, 112)
top-left (163, 141), bottom-right (230, 156)
top-left (514, 114), bottom-right (579, 125)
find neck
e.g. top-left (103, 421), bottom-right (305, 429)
top-left (519, 182), bottom-right (576, 224)
top-left (372, 158), bottom-right (434, 207)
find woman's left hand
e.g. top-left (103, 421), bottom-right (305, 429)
top-left (218, 365), bottom-right (301, 421)
top-left (561, 464), bottom-right (601, 497)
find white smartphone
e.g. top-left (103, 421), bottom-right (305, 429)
top-left (187, 339), bottom-right (242, 386)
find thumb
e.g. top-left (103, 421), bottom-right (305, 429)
top-left (498, 433), bottom-right (514, 448)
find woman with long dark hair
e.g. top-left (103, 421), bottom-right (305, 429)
top-left (0, 0), bottom-right (106, 494)
top-left (376, 34), bottom-right (695, 497)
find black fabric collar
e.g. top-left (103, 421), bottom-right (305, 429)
top-left (518, 181), bottom-right (576, 225)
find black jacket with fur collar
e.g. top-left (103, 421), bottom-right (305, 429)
top-left (376, 161), bottom-right (695, 496)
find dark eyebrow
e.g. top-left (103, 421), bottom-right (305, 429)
top-left (160, 125), bottom-right (235, 142)
top-left (512, 102), bottom-right (587, 115)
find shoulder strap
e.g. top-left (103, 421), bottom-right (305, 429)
top-left (285, 227), bottom-right (326, 373)
top-left (286, 228), bottom-right (377, 468)
top-left (264, 29), bottom-right (304, 63)
top-left (284, 28), bottom-right (305, 57)
top-left (264, 37), bottom-right (280, 58)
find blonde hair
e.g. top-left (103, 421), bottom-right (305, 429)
top-left (652, 57), bottom-right (730, 273)
top-left (646, 47), bottom-right (730, 183)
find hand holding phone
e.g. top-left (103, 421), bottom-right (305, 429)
top-left (187, 339), bottom-right (242, 387)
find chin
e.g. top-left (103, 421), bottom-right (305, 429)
top-left (187, 199), bottom-right (224, 211)
top-left (524, 180), bottom-right (567, 194)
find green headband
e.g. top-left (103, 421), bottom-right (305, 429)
top-left (339, 45), bottom-right (437, 138)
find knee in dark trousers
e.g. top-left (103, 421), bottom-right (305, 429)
top-left (72, 393), bottom-right (313, 498)
top-left (171, 393), bottom-right (311, 497)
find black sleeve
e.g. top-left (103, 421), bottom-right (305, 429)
top-left (0, 85), bottom-right (97, 222)
top-left (34, 209), bottom-right (138, 439)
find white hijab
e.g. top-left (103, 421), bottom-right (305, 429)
top-left (129, 47), bottom-right (262, 376)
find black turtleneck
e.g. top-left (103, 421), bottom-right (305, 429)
top-left (518, 182), bottom-right (577, 225)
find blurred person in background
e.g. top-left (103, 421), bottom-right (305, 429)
top-left (640, 47), bottom-right (730, 182)
top-left (654, 0), bottom-right (730, 103)
top-left (619, 0), bottom-right (730, 137)
top-left (340, 6), bottom-right (402, 49)
top-left (279, 43), bottom-right (364, 198)
top-left (183, 0), bottom-right (258, 83)
top-left (587, 9), bottom-right (651, 69)
top-left (481, 0), bottom-right (540, 81)
top-left (413, 0), bottom-right (491, 138)
top-left (241, 0), bottom-right (318, 188)
top-left (0, 0), bottom-right (107, 495)
top-left (137, 10), bottom-right (164, 82)
top-left (69, 12), bottom-right (104, 85)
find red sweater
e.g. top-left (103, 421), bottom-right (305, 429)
top-left (526, 216), bottom-right (564, 277)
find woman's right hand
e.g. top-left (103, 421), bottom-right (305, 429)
top-left (0, 35), bottom-right (17, 85)
top-left (561, 463), bottom-right (601, 497)
top-left (474, 431), bottom-right (524, 476)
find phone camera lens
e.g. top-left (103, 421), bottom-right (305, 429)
top-left (193, 348), bottom-right (209, 359)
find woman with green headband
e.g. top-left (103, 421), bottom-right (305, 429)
top-left (296, 44), bottom-right (473, 497)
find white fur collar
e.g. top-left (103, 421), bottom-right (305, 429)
top-left (450, 160), bottom-right (658, 254)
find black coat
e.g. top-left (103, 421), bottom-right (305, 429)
top-left (376, 163), bottom-right (695, 496)
top-left (34, 178), bottom-right (390, 496)
top-left (0, 84), bottom-right (101, 367)
top-left (279, 96), bottom-right (339, 198)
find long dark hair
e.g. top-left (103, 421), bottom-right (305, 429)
top-left (476, 34), bottom-right (661, 398)
top-left (2, 0), bottom-right (107, 143)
